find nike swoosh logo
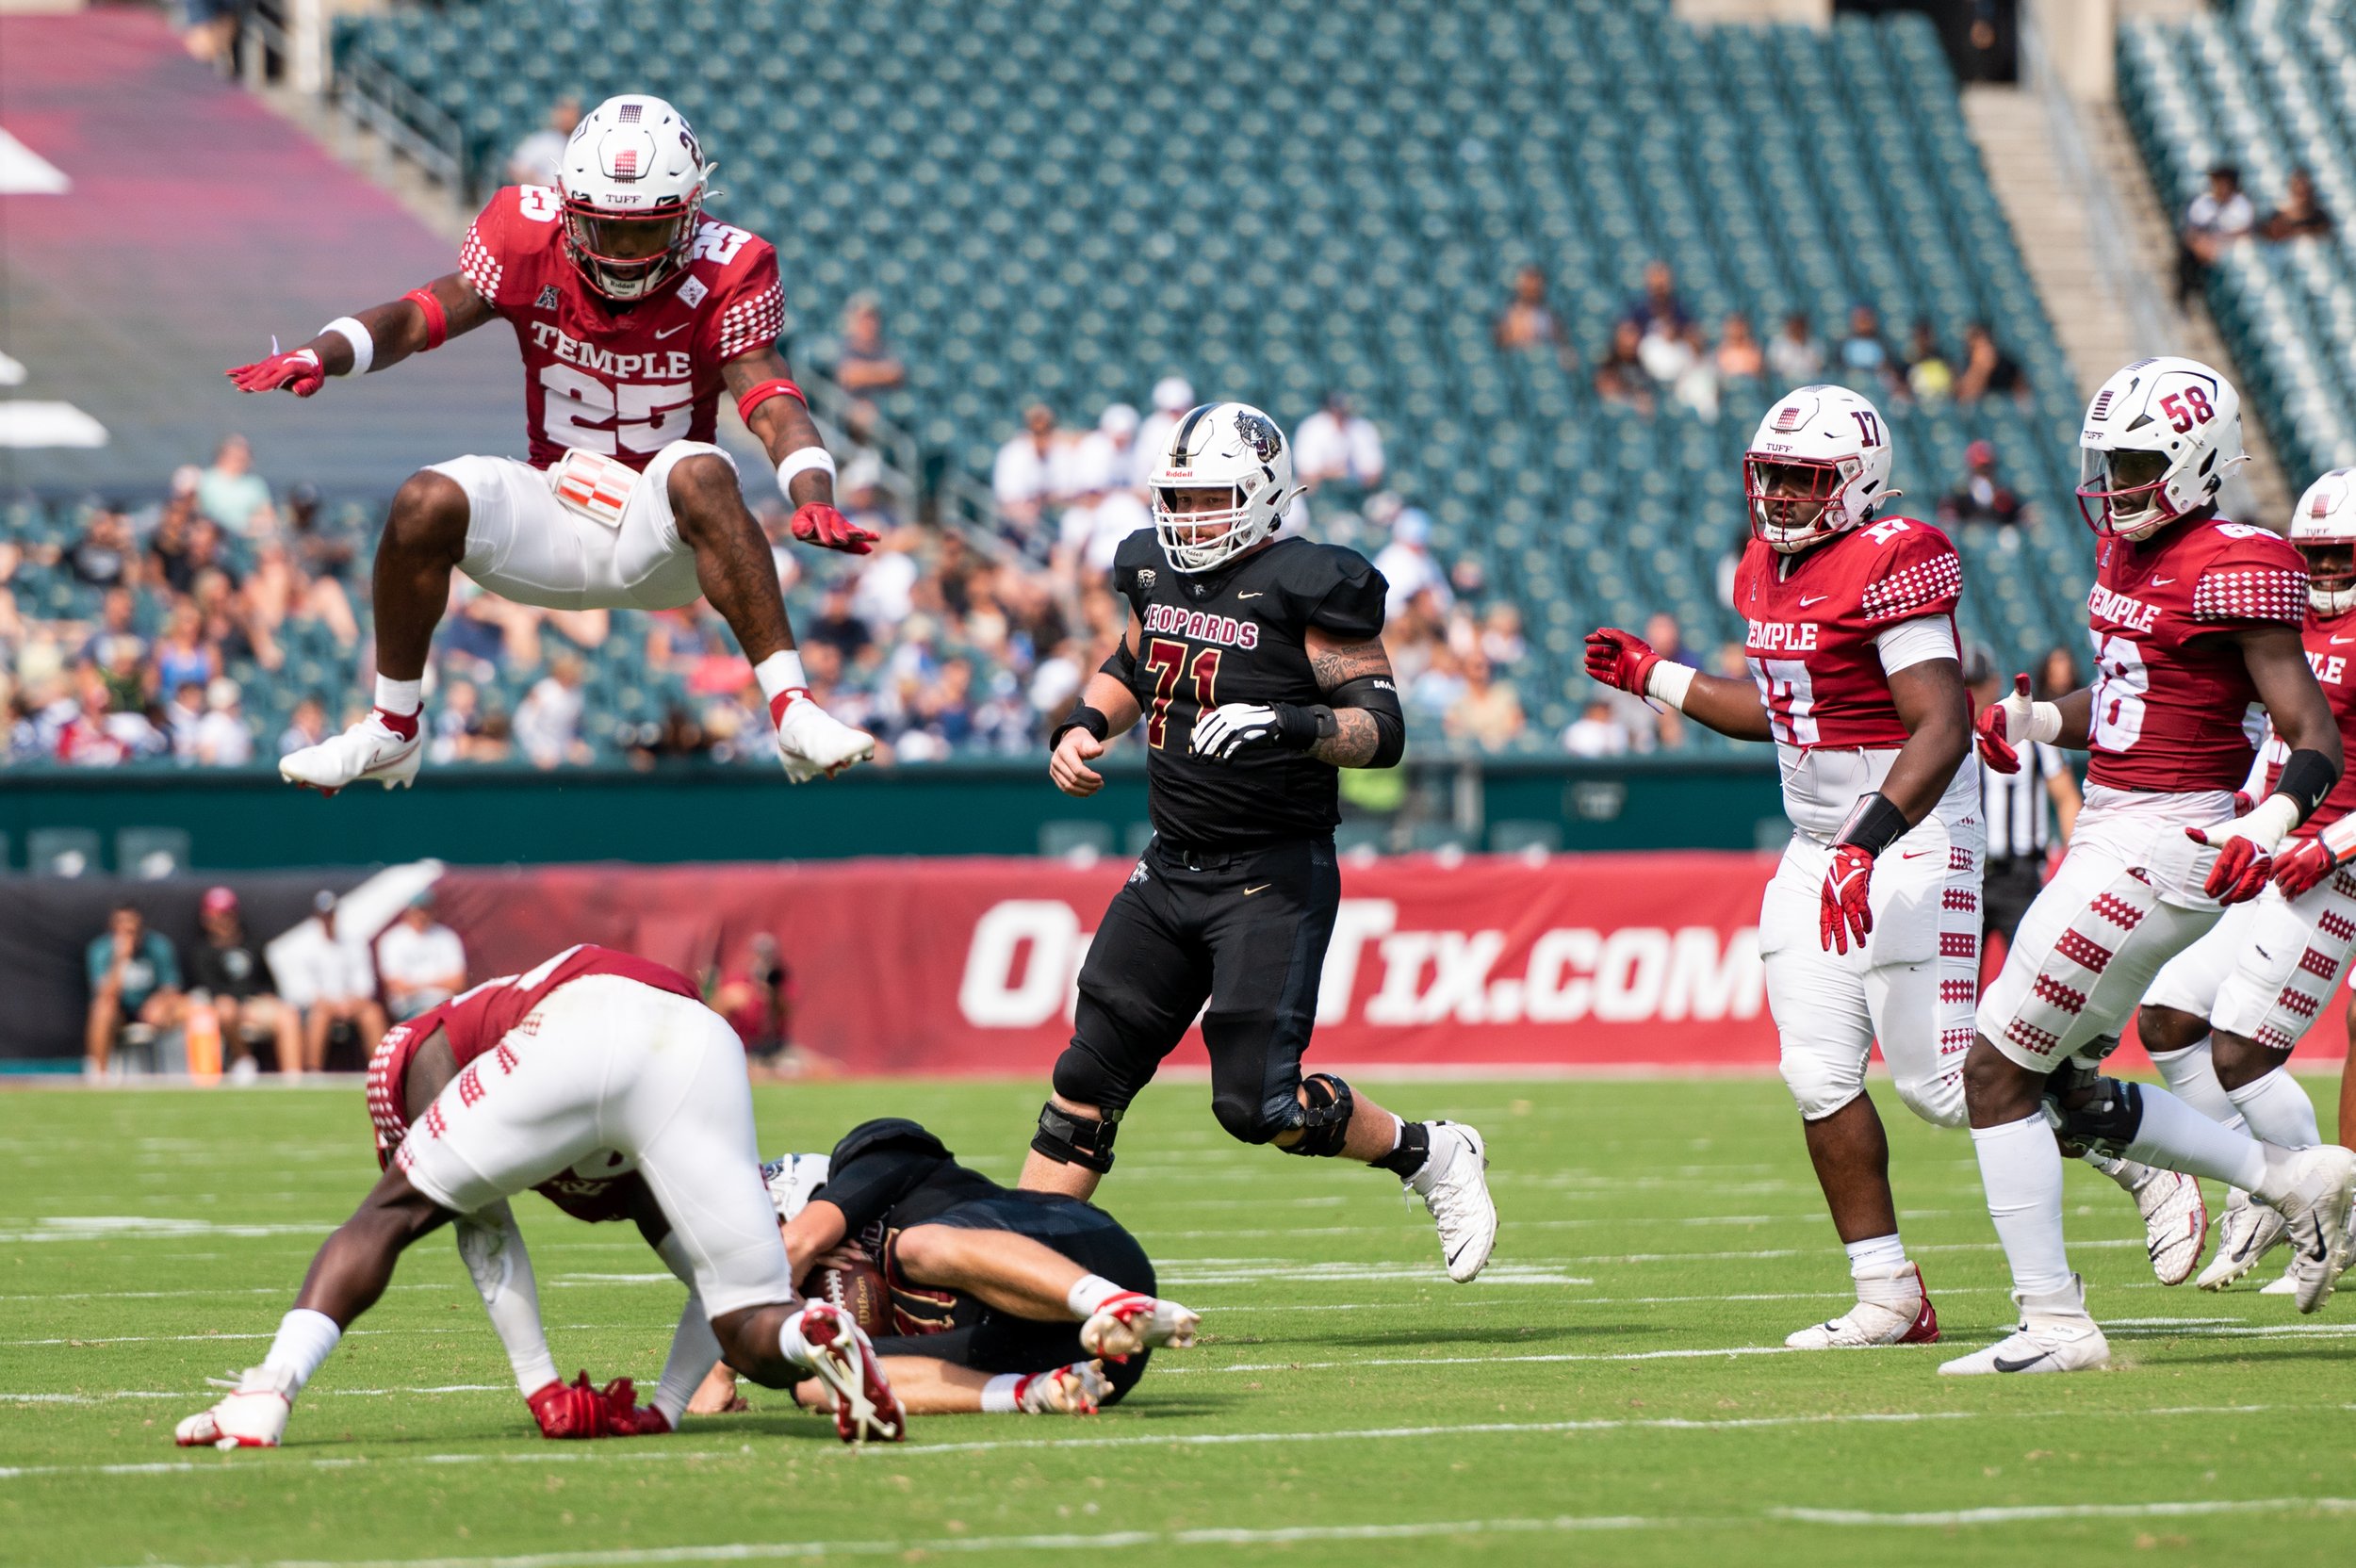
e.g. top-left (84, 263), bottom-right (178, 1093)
top-left (1900, 850), bottom-right (1931, 858)
top-left (1799, 595), bottom-right (1831, 607)
top-left (1243, 883), bottom-right (1271, 896)
top-left (654, 324), bottom-right (690, 339)
top-left (2335, 637), bottom-right (2356, 645)
top-left (2151, 577), bottom-right (2175, 586)
top-left (1237, 592), bottom-right (1265, 599)
top-left (1991, 1352), bottom-right (2053, 1373)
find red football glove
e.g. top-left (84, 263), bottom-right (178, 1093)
top-left (2185, 825), bottom-right (2274, 905)
top-left (2272, 836), bottom-right (2341, 900)
top-left (1583, 628), bottom-right (1661, 698)
top-left (597, 1376), bottom-right (673, 1436)
top-left (1819, 842), bottom-right (1875, 955)
top-left (527, 1372), bottom-right (615, 1440)
top-left (2231, 790), bottom-right (2256, 818)
top-left (226, 347), bottom-right (326, 398)
top-left (1972, 674), bottom-right (2030, 774)
top-left (789, 502), bottom-right (877, 556)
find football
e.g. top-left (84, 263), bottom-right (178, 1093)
top-left (802, 1247), bottom-right (891, 1337)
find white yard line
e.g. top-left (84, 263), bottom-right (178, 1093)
top-left (1777, 1497), bottom-right (2356, 1527)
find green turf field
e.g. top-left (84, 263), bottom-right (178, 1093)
top-left (4, 1074), bottom-right (2353, 1567)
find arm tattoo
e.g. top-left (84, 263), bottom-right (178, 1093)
top-left (1310, 709), bottom-right (1380, 766)
top-left (1310, 637), bottom-right (1392, 693)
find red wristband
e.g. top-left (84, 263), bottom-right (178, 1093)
top-left (402, 287), bottom-right (448, 351)
top-left (736, 377), bottom-right (806, 425)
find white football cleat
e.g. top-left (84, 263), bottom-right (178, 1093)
top-left (2272, 1143), bottom-right (2356, 1313)
top-left (1408, 1120), bottom-right (1497, 1283)
top-left (788, 1301), bottom-right (904, 1443)
top-left (278, 710), bottom-right (422, 794)
top-left (2126, 1164), bottom-right (2207, 1286)
top-left (1016, 1361), bottom-right (1113, 1415)
top-left (1785, 1261), bottom-right (1939, 1348)
top-left (2259, 1261), bottom-right (2300, 1296)
top-left (1938, 1276), bottom-right (2110, 1376)
top-left (773, 690), bottom-right (875, 783)
top-left (174, 1364), bottom-right (296, 1448)
top-left (1080, 1291), bottom-right (1200, 1359)
top-left (2197, 1186), bottom-right (2288, 1291)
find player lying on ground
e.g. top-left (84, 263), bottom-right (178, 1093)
top-left (693, 1121), bottom-right (1197, 1417)
top-left (1036, 401), bottom-right (1497, 1282)
top-left (1957, 357), bottom-right (2356, 1376)
top-left (173, 945), bottom-right (905, 1447)
top-left (1585, 384), bottom-right (2193, 1351)
top-left (227, 93), bottom-right (874, 794)
top-left (2134, 467), bottom-right (2356, 1294)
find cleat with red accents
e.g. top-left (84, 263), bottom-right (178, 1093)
top-left (1079, 1291), bottom-right (1201, 1361)
top-left (1017, 1361), bottom-right (1112, 1415)
top-left (1785, 1261), bottom-right (1939, 1349)
top-left (791, 1301), bottom-right (904, 1444)
top-left (174, 1364), bottom-right (297, 1449)
top-left (278, 710), bottom-right (423, 794)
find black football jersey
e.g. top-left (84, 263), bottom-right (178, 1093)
top-left (1109, 531), bottom-right (1387, 850)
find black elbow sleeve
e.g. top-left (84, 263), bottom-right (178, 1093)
top-left (1331, 675), bottom-right (1406, 768)
top-left (1099, 639), bottom-right (1137, 685)
top-left (2278, 747), bottom-right (2340, 823)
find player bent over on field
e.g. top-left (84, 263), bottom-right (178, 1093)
top-left (2133, 468), bottom-right (2356, 1293)
top-left (691, 1120), bottom-right (1198, 1417)
top-left (174, 945), bottom-right (904, 1448)
top-left (1586, 384), bottom-right (2170, 1349)
top-left (1956, 359), bottom-right (2356, 1376)
top-left (227, 93), bottom-right (874, 794)
top-left (1032, 402), bottom-right (1497, 1282)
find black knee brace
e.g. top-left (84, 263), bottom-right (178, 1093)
top-left (2042, 1063), bottom-right (2144, 1158)
top-left (1032, 1102), bottom-right (1119, 1173)
top-left (1280, 1073), bottom-right (1356, 1159)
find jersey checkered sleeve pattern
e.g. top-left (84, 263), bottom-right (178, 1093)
top-left (459, 220), bottom-right (503, 304)
top-left (2192, 566), bottom-right (2307, 625)
top-left (1859, 547), bottom-right (1963, 624)
top-left (715, 280), bottom-right (785, 362)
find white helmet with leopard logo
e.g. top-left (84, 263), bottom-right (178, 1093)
top-left (1148, 401), bottom-right (1305, 573)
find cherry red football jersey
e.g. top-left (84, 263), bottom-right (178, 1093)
top-left (2083, 518), bottom-right (2305, 793)
top-left (2250, 607), bottom-right (2356, 838)
top-left (459, 185), bottom-right (786, 471)
top-left (1734, 515), bottom-right (1963, 753)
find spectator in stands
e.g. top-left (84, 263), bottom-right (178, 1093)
top-left (1938, 439), bottom-right (2028, 544)
top-left (1562, 696), bottom-right (1631, 759)
top-left (67, 506), bottom-right (136, 589)
top-left (57, 673), bottom-right (129, 767)
top-left (1495, 264), bottom-right (1572, 363)
top-left (1767, 310), bottom-right (1824, 385)
top-left (712, 932), bottom-right (794, 1065)
top-left (188, 886), bottom-right (299, 1081)
top-left (1295, 392), bottom-right (1385, 489)
top-left (2178, 164), bottom-right (2254, 306)
top-left (274, 891), bottom-right (386, 1076)
top-left (1622, 259), bottom-right (1691, 336)
top-left (198, 677), bottom-right (254, 767)
top-left (149, 488), bottom-right (199, 595)
top-left (1446, 654), bottom-right (1525, 750)
top-left (1639, 318), bottom-right (1718, 419)
top-left (1644, 612), bottom-right (1700, 670)
top-left (1715, 312), bottom-right (1765, 382)
top-left (280, 694), bottom-right (329, 758)
top-left (1836, 303), bottom-right (1896, 391)
top-left (1594, 319), bottom-right (1655, 413)
top-left (1904, 319), bottom-right (1955, 404)
top-left (1480, 602), bottom-right (1527, 668)
top-left (1955, 321), bottom-right (2028, 404)
top-left (2262, 168), bottom-right (2333, 242)
top-left (196, 435), bottom-right (274, 537)
top-left (1074, 402), bottom-right (1141, 497)
top-left (506, 96), bottom-right (582, 188)
top-left (166, 680), bottom-right (208, 762)
top-left (992, 403), bottom-right (1070, 539)
top-left (2035, 644), bottom-right (2081, 703)
top-left (1135, 376), bottom-right (1194, 482)
top-left (375, 891), bottom-right (467, 1020)
top-left (515, 652), bottom-right (591, 769)
top-left (84, 903), bottom-right (181, 1081)
top-left (826, 293), bottom-right (906, 397)
top-left (1374, 510), bottom-right (1448, 620)
top-left (154, 601), bottom-right (217, 699)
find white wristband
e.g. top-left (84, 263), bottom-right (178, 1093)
top-left (776, 447), bottom-right (837, 497)
top-left (322, 317), bottom-right (373, 376)
top-left (1645, 661), bottom-right (1698, 713)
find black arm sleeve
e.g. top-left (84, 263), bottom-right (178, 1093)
top-left (1098, 637), bottom-right (1137, 685)
top-left (1328, 673), bottom-right (1406, 768)
top-left (2277, 748), bottom-right (2340, 824)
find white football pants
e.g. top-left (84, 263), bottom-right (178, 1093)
top-left (2144, 857), bottom-right (2356, 1054)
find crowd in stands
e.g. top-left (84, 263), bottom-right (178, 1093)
top-left (2178, 163), bottom-right (2334, 307)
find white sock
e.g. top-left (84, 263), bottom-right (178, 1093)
top-left (980, 1372), bottom-right (1023, 1413)
top-left (2123, 1084), bottom-right (2270, 1190)
top-left (1843, 1233), bottom-right (1906, 1277)
top-left (259, 1308), bottom-right (342, 1393)
top-left (373, 675), bottom-right (422, 717)
top-left (2225, 1067), bottom-right (2322, 1151)
top-left (2145, 1039), bottom-right (2242, 1126)
top-left (753, 650), bottom-right (809, 706)
top-left (778, 1308), bottom-right (813, 1370)
top-left (651, 1293), bottom-right (723, 1429)
top-left (1972, 1114), bottom-right (2073, 1298)
top-left (1066, 1273), bottom-right (1124, 1318)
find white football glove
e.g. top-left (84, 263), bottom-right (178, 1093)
top-left (1191, 702), bottom-right (1312, 762)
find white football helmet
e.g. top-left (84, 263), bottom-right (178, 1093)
top-left (1742, 384), bottom-right (1897, 554)
top-left (2292, 468), bottom-right (2356, 616)
top-left (1149, 401), bottom-right (1303, 572)
top-left (761, 1152), bottom-right (830, 1221)
top-left (557, 93), bottom-right (712, 302)
top-left (2076, 356), bottom-right (2244, 539)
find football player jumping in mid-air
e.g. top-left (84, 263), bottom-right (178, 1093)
top-left (1034, 402), bottom-right (1497, 1282)
top-left (227, 93), bottom-right (875, 794)
top-left (1589, 385), bottom-right (2188, 1350)
top-left (1957, 358), bottom-right (2356, 1376)
top-left (2134, 467), bottom-right (2356, 1294)
top-left (173, 944), bottom-right (905, 1449)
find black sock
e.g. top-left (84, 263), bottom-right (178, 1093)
top-left (1372, 1119), bottom-right (1431, 1179)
